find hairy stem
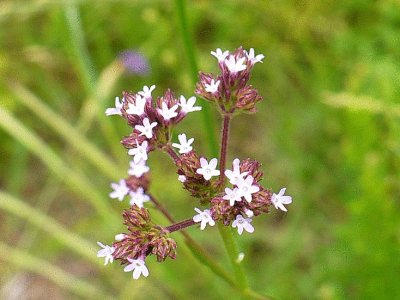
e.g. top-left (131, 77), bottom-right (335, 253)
top-left (219, 115), bottom-right (231, 187)
top-left (165, 144), bottom-right (181, 164)
top-left (165, 218), bottom-right (196, 233)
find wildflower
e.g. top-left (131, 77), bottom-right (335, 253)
top-left (236, 175), bottom-right (260, 202)
top-left (115, 234), bottom-right (126, 241)
top-left (244, 209), bottom-right (254, 218)
top-left (178, 175), bottom-right (186, 183)
top-left (211, 48), bottom-right (229, 62)
top-left (225, 158), bottom-right (248, 185)
top-left (179, 95), bottom-right (202, 113)
top-left (232, 215), bottom-right (254, 235)
top-left (223, 187), bottom-right (242, 206)
top-left (193, 208), bottom-right (215, 230)
top-left (196, 158), bottom-right (220, 180)
top-left (119, 50), bottom-right (150, 75)
top-left (97, 242), bottom-right (114, 265)
top-left (128, 159), bottom-right (149, 178)
top-left (271, 188), bottom-right (292, 212)
top-left (128, 140), bottom-right (148, 163)
top-left (224, 56), bottom-right (247, 73)
top-left (172, 133), bottom-right (194, 154)
top-left (135, 118), bottom-right (157, 139)
top-left (138, 85), bottom-right (156, 99)
top-left (126, 95), bottom-right (146, 116)
top-left (246, 48), bottom-right (264, 65)
top-left (109, 179), bottom-right (130, 201)
top-left (205, 79), bottom-right (220, 93)
top-left (105, 97), bottom-right (124, 116)
top-left (157, 102), bottom-right (178, 120)
top-left (124, 258), bottom-right (149, 279)
top-left (129, 187), bottom-right (150, 208)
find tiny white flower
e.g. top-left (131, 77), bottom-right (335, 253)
top-left (115, 234), bottom-right (126, 241)
top-left (204, 79), bottom-right (220, 93)
top-left (244, 209), bottom-right (254, 218)
top-left (135, 118), bottom-right (157, 139)
top-left (128, 159), bottom-right (149, 177)
top-left (178, 175), bottom-right (187, 183)
top-left (196, 158), bottom-right (220, 180)
top-left (225, 56), bottom-right (247, 73)
top-left (172, 133), bottom-right (194, 154)
top-left (232, 215), bottom-right (254, 235)
top-left (193, 208), bottom-right (215, 230)
top-left (246, 48), bottom-right (264, 64)
top-left (224, 158), bottom-right (248, 185)
top-left (179, 95), bottom-right (202, 113)
top-left (109, 179), bottom-right (129, 201)
top-left (97, 242), bottom-right (114, 265)
top-left (271, 188), bottom-right (292, 212)
top-left (126, 95), bottom-right (146, 116)
top-left (211, 48), bottom-right (229, 62)
top-left (128, 140), bottom-right (148, 163)
top-left (157, 103), bottom-right (178, 120)
top-left (236, 175), bottom-right (260, 202)
top-left (223, 187), bottom-right (242, 206)
top-left (138, 85), bottom-right (156, 99)
top-left (105, 97), bottom-right (124, 116)
top-left (124, 258), bottom-right (149, 279)
top-left (129, 187), bottom-right (150, 208)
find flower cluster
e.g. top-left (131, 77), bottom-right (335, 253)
top-left (97, 47), bottom-right (292, 279)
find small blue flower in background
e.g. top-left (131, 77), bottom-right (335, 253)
top-left (119, 50), bottom-right (150, 76)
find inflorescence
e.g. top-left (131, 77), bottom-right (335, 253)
top-left (98, 47), bottom-right (292, 279)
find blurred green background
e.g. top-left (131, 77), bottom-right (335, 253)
top-left (1, 0), bottom-right (399, 299)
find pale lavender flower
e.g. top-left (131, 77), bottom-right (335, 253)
top-left (157, 103), bottom-right (178, 120)
top-left (223, 187), bottom-right (242, 206)
top-left (172, 133), bottom-right (194, 154)
top-left (236, 175), bottom-right (260, 202)
top-left (232, 215), bottom-right (254, 235)
top-left (271, 188), bottom-right (292, 212)
top-left (129, 187), bottom-right (150, 208)
top-left (128, 140), bottom-right (148, 163)
top-left (196, 158), bottom-right (220, 180)
top-left (124, 258), bottom-right (149, 279)
top-left (119, 50), bottom-right (150, 75)
top-left (135, 118), bottom-right (157, 139)
top-left (138, 85), bottom-right (156, 99)
top-left (193, 208), bottom-right (215, 230)
top-left (224, 158), bottom-right (248, 185)
top-left (97, 242), bottom-right (115, 265)
top-left (211, 48), bottom-right (229, 62)
top-left (105, 97), bottom-right (124, 116)
top-left (205, 79), bottom-right (220, 93)
top-left (109, 179), bottom-right (129, 201)
top-left (224, 55), bottom-right (247, 73)
top-left (128, 159), bottom-right (149, 178)
top-left (179, 95), bottom-right (202, 113)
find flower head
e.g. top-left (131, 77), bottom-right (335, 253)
top-left (224, 56), bottom-right (247, 73)
top-left (204, 79), bottom-right (220, 93)
top-left (172, 133), bottom-right (194, 154)
top-left (223, 187), bottom-right (242, 206)
top-left (211, 48), bottom-right (229, 62)
top-left (135, 118), bottom-right (157, 139)
top-left (124, 258), bottom-right (149, 279)
top-left (109, 179), bottom-right (130, 201)
top-left (105, 97), bottom-right (124, 116)
top-left (157, 102), bottom-right (178, 121)
top-left (236, 175), bottom-right (260, 202)
top-left (193, 208), bottom-right (215, 230)
top-left (179, 95), bottom-right (202, 113)
top-left (138, 85), bottom-right (156, 99)
top-left (97, 242), bottom-right (115, 265)
top-left (225, 158), bottom-right (248, 185)
top-left (128, 140), bottom-right (148, 163)
top-left (128, 159), bottom-right (149, 178)
top-left (126, 95), bottom-right (146, 116)
top-left (232, 215), bottom-right (254, 235)
top-left (129, 187), bottom-right (150, 208)
top-left (271, 188), bottom-right (292, 212)
top-left (196, 158), bottom-right (220, 180)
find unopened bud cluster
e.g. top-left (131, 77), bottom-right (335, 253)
top-left (98, 47), bottom-right (292, 279)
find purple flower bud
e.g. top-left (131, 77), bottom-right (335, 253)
top-left (119, 50), bottom-right (150, 76)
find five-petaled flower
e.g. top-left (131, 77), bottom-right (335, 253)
top-left (157, 102), bottom-right (179, 120)
top-left (135, 118), bottom-right (157, 139)
top-left (172, 133), bottom-right (194, 154)
top-left (128, 159), bottom-right (149, 178)
top-left (109, 179), bottom-right (129, 201)
top-left (223, 187), bottom-right (242, 206)
top-left (105, 97), bottom-right (124, 116)
top-left (236, 175), bottom-right (260, 202)
top-left (224, 158), bottom-right (248, 185)
top-left (138, 85), bottom-right (156, 99)
top-left (193, 208), bottom-right (215, 230)
top-left (124, 258), bottom-right (149, 279)
top-left (129, 187), bottom-right (150, 208)
top-left (246, 48), bottom-right (264, 65)
top-left (97, 242), bottom-right (115, 265)
top-left (204, 79), bottom-right (220, 93)
top-left (271, 188), bottom-right (292, 212)
top-left (211, 48), bottom-right (229, 62)
top-left (196, 158), bottom-right (220, 180)
top-left (126, 95), bottom-right (146, 116)
top-left (232, 215), bottom-right (254, 235)
top-left (128, 140), bottom-right (148, 163)
top-left (224, 56), bottom-right (247, 73)
top-left (179, 95), bottom-right (202, 113)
